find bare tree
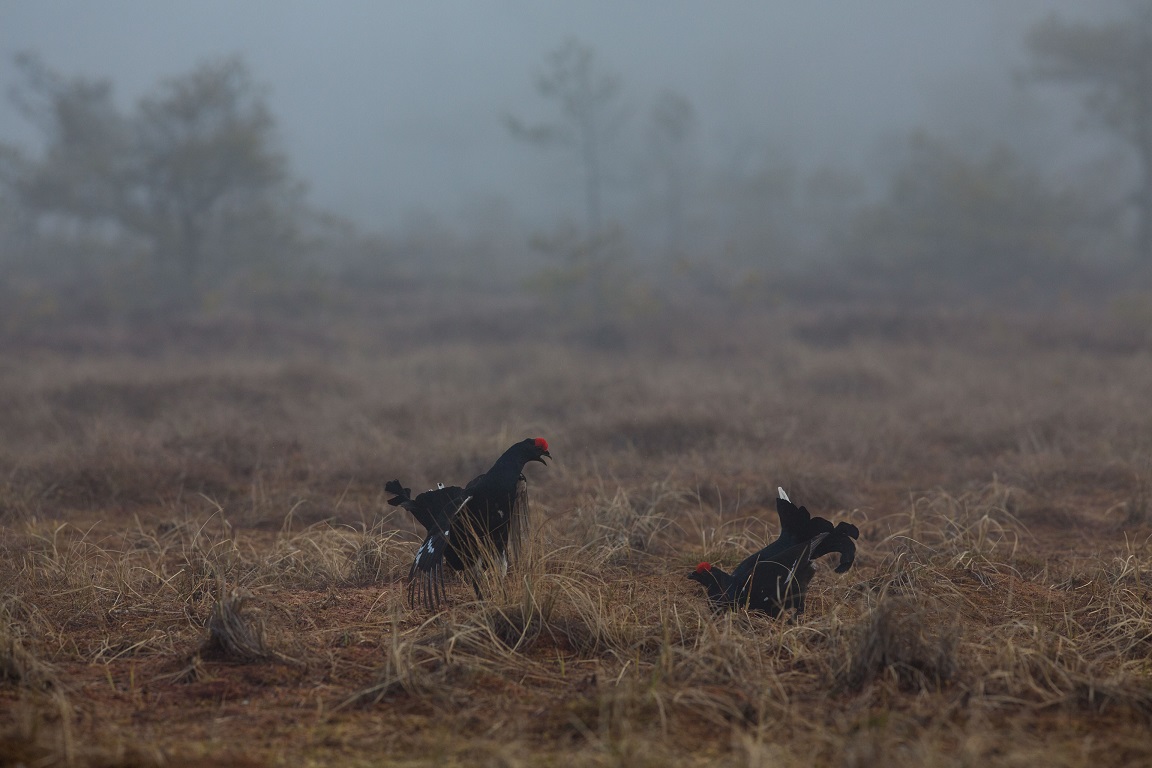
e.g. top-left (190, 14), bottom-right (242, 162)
top-left (133, 57), bottom-right (288, 281)
top-left (648, 90), bottom-right (696, 257)
top-left (9, 53), bottom-right (133, 227)
top-left (849, 133), bottom-right (1090, 291)
top-left (1028, 2), bottom-right (1152, 262)
top-left (8, 54), bottom-right (292, 287)
top-left (507, 39), bottom-right (626, 237)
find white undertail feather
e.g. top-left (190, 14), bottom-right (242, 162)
top-left (778, 486), bottom-right (790, 502)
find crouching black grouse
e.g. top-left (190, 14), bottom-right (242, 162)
top-left (688, 487), bottom-right (858, 617)
top-left (386, 437), bottom-right (551, 608)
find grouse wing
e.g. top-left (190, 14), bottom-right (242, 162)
top-left (386, 481), bottom-right (467, 538)
top-left (730, 534), bottom-right (829, 617)
top-left (810, 521), bottom-right (860, 573)
top-left (405, 490), bottom-right (471, 610)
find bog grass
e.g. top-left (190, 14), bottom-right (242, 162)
top-left (1, 289), bottom-right (1151, 766)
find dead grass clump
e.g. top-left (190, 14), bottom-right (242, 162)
top-left (838, 595), bottom-right (959, 692)
top-left (1045, 547), bottom-right (1152, 663)
top-left (918, 488), bottom-right (1021, 563)
top-left (201, 588), bottom-right (271, 662)
top-left (169, 653), bottom-right (208, 684)
top-left (346, 527), bottom-right (408, 586)
top-left (545, 578), bottom-right (650, 657)
top-left (433, 575), bottom-right (562, 660)
top-left (0, 634), bottom-right (40, 687)
top-left (561, 674), bottom-right (673, 750)
top-left (25, 521), bottom-right (106, 589)
top-left (262, 522), bottom-right (360, 589)
top-left (471, 603), bottom-right (546, 653)
top-left (661, 614), bottom-right (763, 687)
top-left (0, 692), bottom-right (76, 768)
top-left (466, 583), bottom-right (559, 654)
top-left (566, 480), bottom-right (684, 566)
top-left (655, 618), bottom-right (783, 728)
top-left (974, 617), bottom-right (1152, 721)
top-left (0, 614), bottom-right (53, 690)
top-left (448, 559), bottom-right (648, 660)
top-left (170, 515), bottom-right (263, 605)
top-left (341, 616), bottom-right (462, 708)
top-left (873, 486), bottom-right (1023, 586)
top-left (1067, 677), bottom-right (1152, 720)
top-left (0, 689), bottom-right (264, 768)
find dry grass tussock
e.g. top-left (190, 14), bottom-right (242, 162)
top-left (1, 292), bottom-right (1152, 766)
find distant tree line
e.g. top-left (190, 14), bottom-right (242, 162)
top-left (505, 12), bottom-right (1152, 301)
top-left (1027, 1), bottom-right (1152, 265)
top-left (0, 54), bottom-right (307, 310)
top-left (3, 3), bottom-right (1152, 327)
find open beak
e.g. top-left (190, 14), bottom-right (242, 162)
top-left (534, 450), bottom-right (552, 465)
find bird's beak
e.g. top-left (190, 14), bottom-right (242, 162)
top-left (534, 451), bottom-right (552, 465)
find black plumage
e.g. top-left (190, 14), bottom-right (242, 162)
top-left (384, 481), bottom-right (470, 609)
top-left (688, 487), bottom-right (859, 617)
top-left (686, 561), bottom-right (734, 609)
top-left (387, 437), bottom-right (550, 608)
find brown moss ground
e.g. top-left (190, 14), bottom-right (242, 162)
top-left (2, 290), bottom-right (1151, 766)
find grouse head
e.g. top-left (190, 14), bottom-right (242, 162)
top-left (487, 437), bottom-right (551, 479)
top-left (518, 437), bottom-right (551, 466)
top-left (686, 561), bottom-right (732, 603)
top-left (687, 561), bottom-right (716, 585)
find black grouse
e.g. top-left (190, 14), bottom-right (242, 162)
top-left (386, 437), bottom-right (551, 608)
top-left (688, 487), bottom-right (859, 617)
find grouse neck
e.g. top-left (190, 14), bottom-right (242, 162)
top-left (487, 447), bottom-right (530, 478)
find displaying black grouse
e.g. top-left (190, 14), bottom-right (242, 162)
top-left (688, 487), bottom-right (859, 617)
top-left (386, 437), bottom-right (551, 608)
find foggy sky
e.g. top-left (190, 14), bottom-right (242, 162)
top-left (0, 1), bottom-right (1101, 232)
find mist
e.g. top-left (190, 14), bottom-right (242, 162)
top-left (5, 6), bottom-right (1152, 764)
top-left (0, 1), bottom-right (1099, 230)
